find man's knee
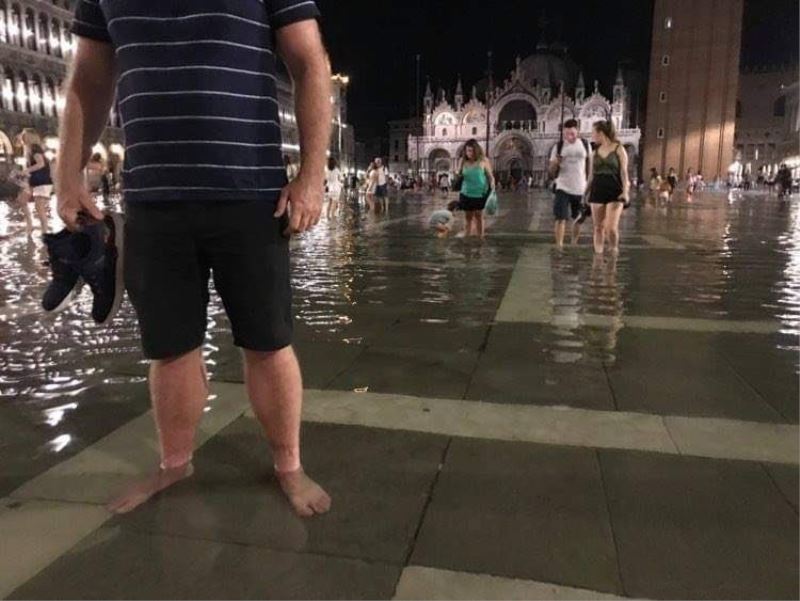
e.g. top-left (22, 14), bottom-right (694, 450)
top-left (153, 347), bottom-right (203, 369)
top-left (243, 345), bottom-right (294, 365)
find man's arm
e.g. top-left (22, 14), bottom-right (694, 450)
top-left (274, 19), bottom-right (332, 233)
top-left (57, 37), bottom-right (117, 228)
top-left (548, 147), bottom-right (560, 177)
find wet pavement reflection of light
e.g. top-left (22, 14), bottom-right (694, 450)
top-left (0, 189), bottom-right (798, 461)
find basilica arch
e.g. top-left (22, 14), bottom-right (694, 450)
top-left (492, 132), bottom-right (534, 185)
top-left (579, 98), bottom-right (612, 133)
top-left (491, 93), bottom-right (541, 131)
top-left (544, 102), bottom-right (576, 134)
top-left (428, 148), bottom-right (452, 174)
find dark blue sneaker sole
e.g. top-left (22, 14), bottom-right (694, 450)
top-left (97, 211), bottom-right (125, 326)
top-left (44, 278), bottom-right (84, 314)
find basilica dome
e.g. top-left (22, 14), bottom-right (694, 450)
top-left (518, 45), bottom-right (580, 92)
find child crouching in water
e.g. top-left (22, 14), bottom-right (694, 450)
top-left (429, 200), bottom-right (459, 238)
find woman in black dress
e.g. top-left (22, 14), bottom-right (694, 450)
top-left (586, 120), bottom-right (629, 255)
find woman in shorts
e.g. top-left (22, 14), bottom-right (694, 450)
top-left (325, 157), bottom-right (343, 219)
top-left (456, 139), bottom-right (495, 240)
top-left (20, 130), bottom-right (53, 234)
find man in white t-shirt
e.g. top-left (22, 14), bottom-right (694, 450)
top-left (372, 157), bottom-right (389, 211)
top-left (548, 119), bottom-right (592, 248)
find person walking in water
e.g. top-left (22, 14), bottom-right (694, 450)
top-left (456, 139), bottom-right (495, 240)
top-left (648, 167), bottom-right (662, 204)
top-left (371, 157), bottom-right (389, 212)
top-left (666, 167), bottom-right (678, 201)
top-left (548, 119), bottom-right (591, 249)
top-left (19, 130), bottom-right (53, 235)
top-left (685, 167), bottom-right (696, 202)
top-left (586, 120), bottom-right (629, 255)
top-left (325, 157), bottom-right (343, 219)
top-left (60, 0), bottom-right (332, 517)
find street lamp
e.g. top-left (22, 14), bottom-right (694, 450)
top-left (332, 73), bottom-right (350, 169)
top-left (485, 51), bottom-right (493, 169)
top-left (415, 54), bottom-right (421, 180)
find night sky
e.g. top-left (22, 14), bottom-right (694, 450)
top-left (316, 0), bottom-right (799, 140)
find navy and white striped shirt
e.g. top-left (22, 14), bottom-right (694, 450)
top-left (71, 0), bottom-right (320, 204)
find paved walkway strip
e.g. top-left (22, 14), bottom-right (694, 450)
top-left (394, 566), bottom-right (624, 600)
top-left (295, 387), bottom-right (798, 465)
top-left (1, 389), bottom-right (252, 598)
top-left (1, 382), bottom-right (795, 599)
top-left (495, 245), bottom-right (782, 334)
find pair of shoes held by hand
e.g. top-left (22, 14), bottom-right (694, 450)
top-left (42, 212), bottom-right (124, 325)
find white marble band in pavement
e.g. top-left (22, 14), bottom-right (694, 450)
top-left (495, 244), bottom-right (781, 334)
top-left (296, 388), bottom-right (799, 465)
top-left (394, 566), bottom-right (623, 600)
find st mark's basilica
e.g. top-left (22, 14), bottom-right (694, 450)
top-left (406, 44), bottom-right (642, 186)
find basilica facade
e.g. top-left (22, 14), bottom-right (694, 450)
top-left (406, 48), bottom-right (642, 186)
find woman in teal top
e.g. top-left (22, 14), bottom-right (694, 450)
top-left (456, 139), bottom-right (496, 239)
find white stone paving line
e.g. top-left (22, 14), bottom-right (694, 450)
top-left (394, 566), bottom-right (625, 600)
top-left (2, 388), bottom-right (252, 599)
top-left (494, 244), bottom-right (781, 334)
top-left (289, 388), bottom-right (798, 465)
top-left (495, 246), bottom-right (554, 324)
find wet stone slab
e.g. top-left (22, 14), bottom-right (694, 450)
top-left (411, 438), bottom-right (622, 595)
top-left (714, 332), bottom-right (799, 422)
top-left (599, 450), bottom-right (800, 600)
top-left (116, 418), bottom-right (448, 564)
top-left (0, 382), bottom-right (149, 498)
top-left (328, 346), bottom-right (480, 399)
top-left (466, 323), bottom-right (616, 409)
top-left (9, 527), bottom-right (400, 600)
top-left (764, 462), bottom-right (799, 513)
top-left (604, 329), bottom-right (783, 422)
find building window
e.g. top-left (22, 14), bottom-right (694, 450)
top-left (24, 9), bottom-right (36, 51)
top-left (661, 55), bottom-right (670, 67)
top-left (774, 95), bottom-right (786, 117)
top-left (657, 128), bottom-right (665, 139)
top-left (394, 155), bottom-right (399, 162)
top-left (665, 17), bottom-right (673, 29)
top-left (0, 4), bottom-right (7, 44)
top-left (659, 92), bottom-right (667, 103)
top-left (736, 100), bottom-right (742, 118)
top-left (394, 140), bottom-right (399, 150)
top-left (472, 127), bottom-right (478, 135)
top-left (441, 128), bottom-right (447, 137)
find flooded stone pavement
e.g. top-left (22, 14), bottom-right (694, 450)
top-left (0, 190), bottom-right (798, 599)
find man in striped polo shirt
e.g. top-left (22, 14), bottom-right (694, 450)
top-left (58, 0), bottom-right (332, 517)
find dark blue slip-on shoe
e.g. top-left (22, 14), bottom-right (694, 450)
top-left (41, 229), bottom-right (84, 313)
top-left (75, 212), bottom-right (125, 325)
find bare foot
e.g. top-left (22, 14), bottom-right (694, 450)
top-left (107, 463), bottom-right (194, 514)
top-left (277, 468), bottom-right (331, 518)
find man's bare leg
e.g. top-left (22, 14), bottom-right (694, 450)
top-left (16, 191), bottom-right (34, 238)
top-left (244, 346), bottom-right (331, 518)
top-left (108, 348), bottom-right (208, 514)
top-left (554, 220), bottom-right (566, 248)
top-left (34, 196), bottom-right (50, 234)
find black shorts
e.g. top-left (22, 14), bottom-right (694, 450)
top-left (589, 175), bottom-right (623, 205)
top-left (459, 194), bottom-right (488, 212)
top-left (375, 184), bottom-right (388, 198)
top-left (553, 190), bottom-right (583, 220)
top-left (124, 200), bottom-right (292, 360)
